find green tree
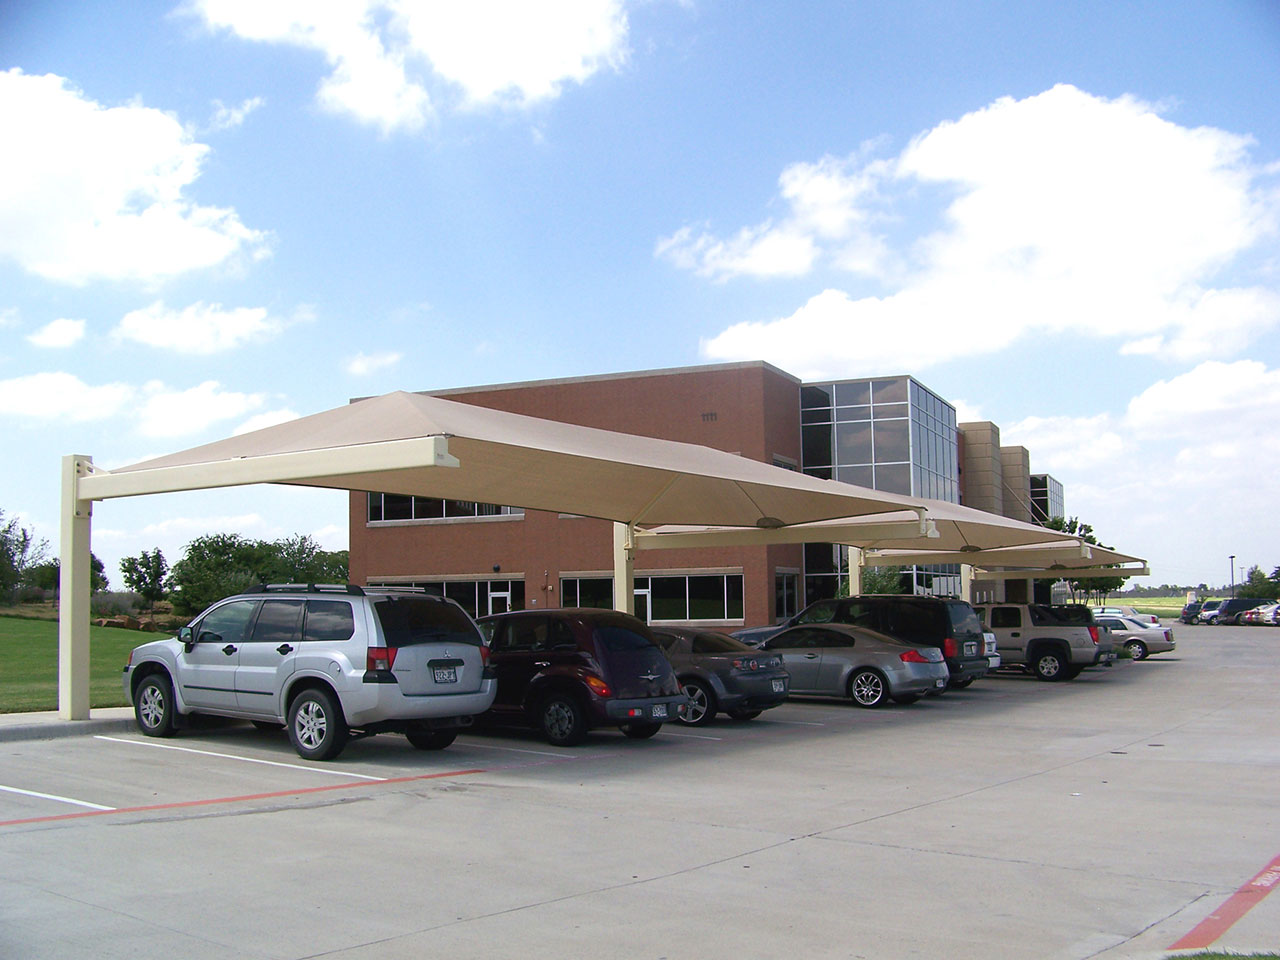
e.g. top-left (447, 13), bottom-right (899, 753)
top-left (839, 565), bottom-right (907, 596)
top-left (1038, 516), bottom-right (1126, 603)
top-left (0, 509), bottom-right (49, 602)
top-left (120, 548), bottom-right (169, 613)
top-left (264, 535), bottom-right (348, 584)
top-left (1239, 565), bottom-right (1277, 599)
top-left (166, 533), bottom-right (270, 615)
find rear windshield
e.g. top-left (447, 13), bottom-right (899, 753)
top-left (373, 597), bottom-right (482, 647)
top-left (1028, 604), bottom-right (1094, 626)
top-left (594, 624), bottom-right (658, 652)
top-left (944, 602), bottom-right (984, 639)
top-left (691, 632), bottom-right (752, 654)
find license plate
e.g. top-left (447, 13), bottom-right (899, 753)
top-left (652, 703), bottom-right (667, 719)
top-left (934, 678), bottom-right (946, 688)
top-left (433, 667), bottom-right (457, 684)
top-left (964, 642), bottom-right (977, 656)
top-left (772, 679), bottom-right (785, 693)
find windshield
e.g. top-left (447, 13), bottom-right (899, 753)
top-left (374, 597), bottom-right (482, 647)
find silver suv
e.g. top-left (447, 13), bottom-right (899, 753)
top-left (122, 584), bottom-right (497, 760)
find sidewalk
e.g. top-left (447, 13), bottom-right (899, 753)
top-left (0, 707), bottom-right (136, 742)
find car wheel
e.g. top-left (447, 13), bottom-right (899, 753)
top-left (848, 668), bottom-right (888, 708)
top-left (134, 673), bottom-right (176, 737)
top-left (1125, 640), bottom-right (1148, 661)
top-left (287, 688), bottom-right (350, 761)
top-left (678, 679), bottom-right (717, 726)
top-left (620, 721), bottom-right (662, 739)
top-left (891, 693), bottom-right (920, 705)
top-left (1032, 649), bottom-right (1069, 682)
top-left (405, 726), bottom-right (457, 750)
top-left (539, 693), bottom-right (588, 747)
top-left (726, 709), bottom-right (763, 721)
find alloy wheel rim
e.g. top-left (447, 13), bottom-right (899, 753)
top-left (853, 673), bottom-right (882, 703)
top-left (684, 685), bottom-right (708, 722)
top-left (296, 700), bottom-right (327, 749)
top-left (139, 686), bottom-right (164, 727)
top-left (545, 701), bottom-right (572, 739)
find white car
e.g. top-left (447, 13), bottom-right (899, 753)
top-left (1092, 605), bottom-right (1158, 625)
top-left (1093, 615), bottom-right (1176, 660)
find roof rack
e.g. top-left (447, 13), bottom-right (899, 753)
top-left (242, 583), bottom-right (366, 596)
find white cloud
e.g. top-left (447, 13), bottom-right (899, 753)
top-left (0, 69), bottom-right (269, 284)
top-left (26, 318), bottom-right (86, 348)
top-left (113, 300), bottom-right (283, 354)
top-left (1125, 359), bottom-right (1280, 434)
top-left (233, 409), bottom-right (300, 435)
top-left (688, 85), bottom-right (1280, 376)
top-left (192, 0), bottom-right (629, 133)
top-left (136, 380), bottom-right (265, 437)
top-left (0, 371), bottom-right (133, 421)
top-left (1001, 413), bottom-right (1124, 471)
top-left (204, 96), bottom-right (265, 132)
top-left (346, 350), bottom-right (402, 375)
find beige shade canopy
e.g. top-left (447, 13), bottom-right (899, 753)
top-left (635, 497), bottom-right (1082, 552)
top-left (864, 540), bottom-right (1146, 570)
top-left (95, 390), bottom-right (924, 527)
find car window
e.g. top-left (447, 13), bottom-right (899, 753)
top-left (501, 616), bottom-right (550, 652)
top-left (1097, 617), bottom-right (1124, 629)
top-left (195, 600), bottom-right (258, 646)
top-left (834, 601), bottom-right (879, 629)
top-left (795, 601), bottom-right (838, 624)
top-left (812, 627), bottom-right (852, 648)
top-left (249, 599), bottom-right (304, 644)
top-left (882, 601), bottom-right (943, 645)
top-left (373, 597), bottom-right (482, 648)
top-left (768, 628), bottom-right (820, 649)
top-left (990, 607), bottom-right (1021, 629)
top-left (651, 631), bottom-right (684, 653)
top-left (945, 602), bottom-right (983, 639)
top-left (595, 624), bottom-right (656, 652)
top-left (690, 632), bottom-right (749, 654)
top-left (304, 600), bottom-right (356, 642)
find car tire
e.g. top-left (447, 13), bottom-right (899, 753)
top-left (405, 726), bottom-right (457, 750)
top-left (848, 668), bottom-right (888, 708)
top-left (678, 679), bottom-right (717, 726)
top-left (134, 673), bottom-right (176, 738)
top-left (891, 693), bottom-right (920, 705)
top-left (1032, 648), bottom-right (1070, 682)
top-left (1125, 640), bottom-right (1148, 661)
top-left (539, 693), bottom-right (588, 747)
top-left (726, 709), bottom-right (762, 721)
top-left (287, 687), bottom-right (350, 761)
top-left (619, 721), bottom-right (662, 739)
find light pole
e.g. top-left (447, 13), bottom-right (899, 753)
top-left (1229, 555), bottom-right (1235, 598)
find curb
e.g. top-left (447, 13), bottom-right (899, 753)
top-left (0, 712), bottom-right (137, 743)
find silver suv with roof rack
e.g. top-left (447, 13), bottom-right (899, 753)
top-left (122, 584), bottom-right (497, 760)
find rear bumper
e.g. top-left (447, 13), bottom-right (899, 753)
top-left (720, 672), bottom-right (790, 711)
top-left (946, 658), bottom-right (990, 683)
top-left (343, 677), bottom-right (498, 727)
top-left (602, 694), bottom-right (689, 724)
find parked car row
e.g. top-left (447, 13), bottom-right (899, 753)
top-left (1240, 603), bottom-right (1280, 626)
top-left (122, 585), bottom-right (1156, 761)
top-left (1188, 597), bottom-right (1276, 625)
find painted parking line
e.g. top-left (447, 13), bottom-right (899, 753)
top-left (95, 735), bottom-right (386, 781)
top-left (657, 730), bottom-right (722, 741)
top-left (768, 719), bottom-right (827, 727)
top-left (0, 766), bottom-right (487, 829)
top-left (1169, 850), bottom-right (1280, 950)
top-left (455, 741), bottom-right (572, 758)
top-left (0, 783), bottom-right (115, 811)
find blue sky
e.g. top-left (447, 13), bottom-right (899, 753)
top-left (2, 0), bottom-right (1278, 593)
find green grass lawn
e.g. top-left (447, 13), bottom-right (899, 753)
top-left (0, 615), bottom-right (144, 713)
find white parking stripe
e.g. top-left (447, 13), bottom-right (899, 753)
top-left (769, 719), bottom-right (826, 726)
top-left (657, 730), bottom-right (722, 740)
top-left (93, 736), bottom-right (387, 781)
top-left (459, 741), bottom-right (573, 758)
top-left (0, 784), bottom-right (115, 811)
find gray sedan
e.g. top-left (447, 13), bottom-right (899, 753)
top-left (761, 623), bottom-right (949, 707)
top-left (652, 627), bottom-right (790, 725)
top-left (1094, 616), bottom-right (1176, 660)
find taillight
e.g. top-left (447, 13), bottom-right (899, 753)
top-left (731, 657), bottom-right (762, 671)
top-left (943, 637), bottom-right (958, 658)
top-left (366, 647), bottom-right (398, 671)
top-left (900, 649), bottom-right (931, 663)
top-left (585, 675), bottom-right (613, 698)
top-left (479, 644), bottom-right (490, 666)
top-left (1088, 626), bottom-right (1099, 644)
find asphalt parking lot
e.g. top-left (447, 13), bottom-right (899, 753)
top-left (2, 622), bottom-right (1278, 960)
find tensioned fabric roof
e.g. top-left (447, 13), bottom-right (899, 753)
top-left (92, 390), bottom-right (924, 528)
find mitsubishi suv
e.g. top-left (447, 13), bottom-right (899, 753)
top-left (122, 584), bottom-right (497, 760)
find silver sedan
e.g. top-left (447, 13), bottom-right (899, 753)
top-left (761, 623), bottom-right (949, 707)
top-left (1094, 616), bottom-right (1176, 660)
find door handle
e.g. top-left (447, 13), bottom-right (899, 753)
top-left (222, 644), bottom-right (237, 656)
top-left (804, 653), bottom-right (819, 659)
top-left (1011, 632), bottom-right (1020, 638)
top-left (534, 661), bottom-right (550, 667)
top-left (276, 644), bottom-right (294, 655)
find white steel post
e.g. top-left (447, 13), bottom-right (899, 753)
top-left (960, 563), bottom-right (973, 602)
top-left (612, 521), bottom-right (635, 615)
top-left (847, 546), bottom-right (863, 596)
top-left (59, 455), bottom-right (93, 720)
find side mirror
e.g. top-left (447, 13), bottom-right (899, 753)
top-left (179, 626), bottom-right (195, 651)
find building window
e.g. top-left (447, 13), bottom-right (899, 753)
top-left (561, 574), bottom-right (744, 622)
top-left (560, 577), bottom-right (615, 609)
top-left (775, 572), bottom-right (799, 621)
top-left (367, 493), bottom-right (523, 523)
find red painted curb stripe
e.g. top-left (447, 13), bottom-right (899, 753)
top-left (0, 767), bottom-right (486, 828)
top-left (1169, 851), bottom-right (1280, 950)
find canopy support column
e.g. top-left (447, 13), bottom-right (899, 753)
top-left (960, 563), bottom-right (973, 603)
top-left (59, 455), bottom-right (93, 720)
top-left (613, 521), bottom-right (635, 616)
top-left (847, 546), bottom-right (863, 596)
